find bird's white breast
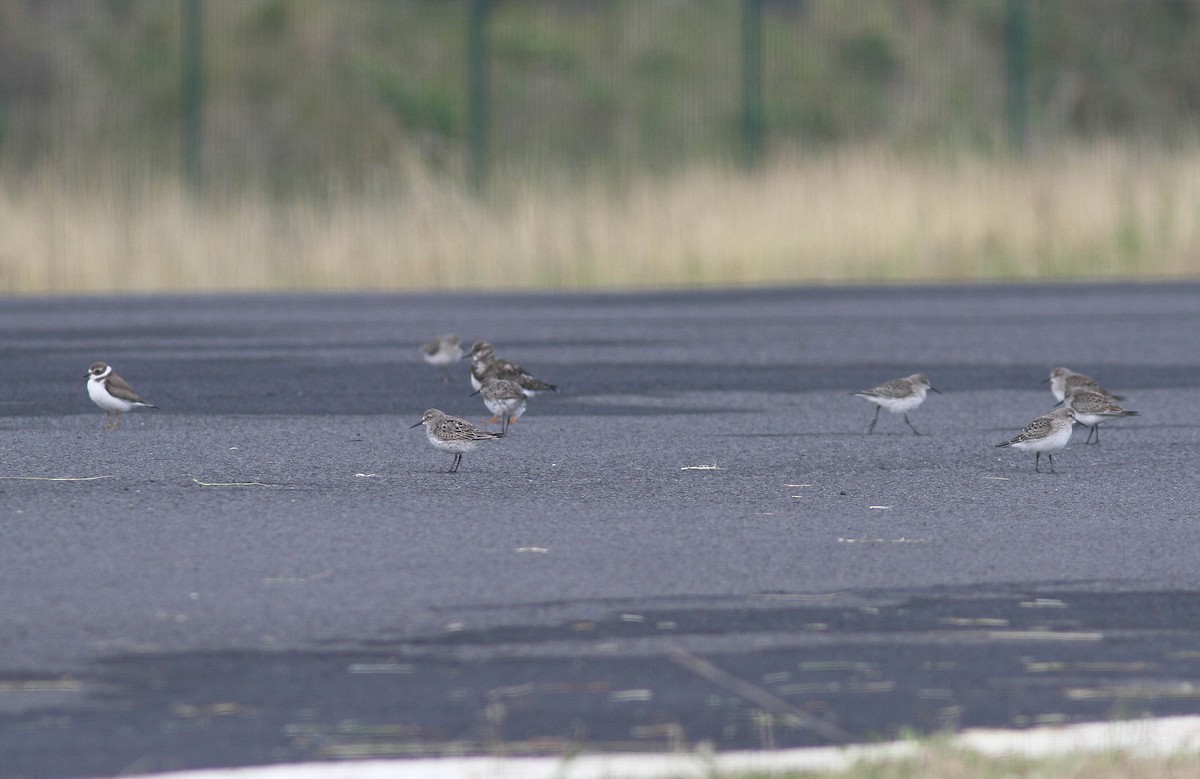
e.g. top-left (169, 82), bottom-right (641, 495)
top-left (1011, 422), bottom-right (1073, 453)
top-left (484, 395), bottom-right (526, 418)
top-left (88, 378), bottom-right (135, 412)
top-left (870, 389), bottom-right (926, 414)
top-left (424, 347), bottom-right (461, 368)
top-left (1071, 410), bottom-right (1106, 427)
top-left (425, 426), bottom-right (481, 454)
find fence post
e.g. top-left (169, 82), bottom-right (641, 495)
top-left (467, 0), bottom-right (491, 193)
top-left (1005, 0), bottom-right (1029, 151)
top-left (740, 0), bottom-right (765, 168)
top-left (182, 0), bottom-right (204, 191)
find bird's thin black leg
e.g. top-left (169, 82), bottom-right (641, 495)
top-left (866, 406), bottom-right (881, 434)
top-left (448, 453), bottom-right (462, 473)
top-left (1048, 453), bottom-right (1056, 473)
top-left (903, 414), bottom-right (922, 436)
top-left (1035, 452), bottom-right (1041, 473)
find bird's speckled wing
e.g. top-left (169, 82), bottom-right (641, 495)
top-left (514, 373), bottom-right (557, 393)
top-left (861, 378), bottom-right (912, 399)
top-left (484, 361), bottom-right (557, 393)
top-left (483, 379), bottom-right (527, 401)
top-left (1071, 391), bottom-right (1136, 416)
top-left (435, 416), bottom-right (502, 442)
top-left (1063, 374), bottom-right (1099, 390)
top-left (1010, 415), bottom-right (1053, 444)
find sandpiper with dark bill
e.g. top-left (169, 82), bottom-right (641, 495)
top-left (464, 340), bottom-right (558, 395)
top-left (86, 362), bottom-right (158, 431)
top-left (1065, 386), bottom-right (1139, 445)
top-left (475, 376), bottom-right (527, 434)
top-left (420, 334), bottom-right (463, 383)
top-left (1047, 366), bottom-right (1125, 404)
top-left (851, 373), bottom-right (940, 435)
top-left (410, 408), bottom-right (504, 473)
top-left (995, 407), bottom-right (1077, 473)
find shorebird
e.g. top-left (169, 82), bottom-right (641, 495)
top-left (995, 407), bottom-right (1077, 473)
top-left (475, 376), bottom-right (527, 434)
top-left (86, 362), bottom-right (158, 430)
top-left (420, 334), bottom-right (463, 383)
top-left (1047, 367), bottom-right (1125, 404)
top-left (464, 340), bottom-right (558, 396)
top-left (851, 374), bottom-right (940, 435)
top-left (1065, 386), bottom-right (1138, 445)
top-left (410, 408), bottom-right (503, 473)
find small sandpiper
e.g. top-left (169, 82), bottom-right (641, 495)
top-left (86, 361), bottom-right (158, 430)
top-left (851, 374), bottom-right (940, 435)
top-left (995, 407), bottom-right (1077, 473)
top-left (1065, 386), bottom-right (1138, 445)
top-left (464, 340), bottom-right (558, 396)
top-left (410, 408), bottom-right (504, 473)
top-left (420, 334), bottom-right (463, 383)
top-left (475, 376), bottom-right (527, 434)
top-left (1047, 367), bottom-right (1125, 404)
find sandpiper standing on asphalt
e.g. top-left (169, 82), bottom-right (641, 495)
top-left (420, 334), bottom-right (463, 383)
top-left (1047, 367), bottom-right (1125, 404)
top-left (995, 407), bottom-right (1077, 473)
top-left (464, 340), bottom-right (558, 396)
top-left (475, 376), bottom-right (528, 434)
top-left (410, 408), bottom-right (504, 473)
top-left (1065, 386), bottom-right (1138, 445)
top-left (86, 362), bottom-right (158, 431)
top-left (851, 374), bottom-right (940, 435)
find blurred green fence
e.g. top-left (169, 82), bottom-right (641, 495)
top-left (2, 0), bottom-right (1199, 193)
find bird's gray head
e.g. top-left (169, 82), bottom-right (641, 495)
top-left (410, 408), bottom-right (445, 428)
top-left (910, 374), bottom-right (940, 393)
top-left (465, 341), bottom-right (494, 360)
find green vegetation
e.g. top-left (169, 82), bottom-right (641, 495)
top-left (6, 1), bottom-right (1200, 184)
top-left (1, 1), bottom-right (1199, 293)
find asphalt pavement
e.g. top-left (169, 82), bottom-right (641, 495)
top-left (1, 283), bottom-right (1199, 778)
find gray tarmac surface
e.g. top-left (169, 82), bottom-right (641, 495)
top-left (2, 284), bottom-right (1199, 778)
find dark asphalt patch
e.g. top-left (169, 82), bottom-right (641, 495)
top-left (4, 586), bottom-right (1200, 779)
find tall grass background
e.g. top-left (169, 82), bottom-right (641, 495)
top-left (4, 142), bottom-right (1199, 294)
top-left (2, 1), bottom-right (1199, 294)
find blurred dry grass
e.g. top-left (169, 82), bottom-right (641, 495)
top-left (778, 747), bottom-right (1200, 778)
top-left (2, 142), bottom-right (1198, 294)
